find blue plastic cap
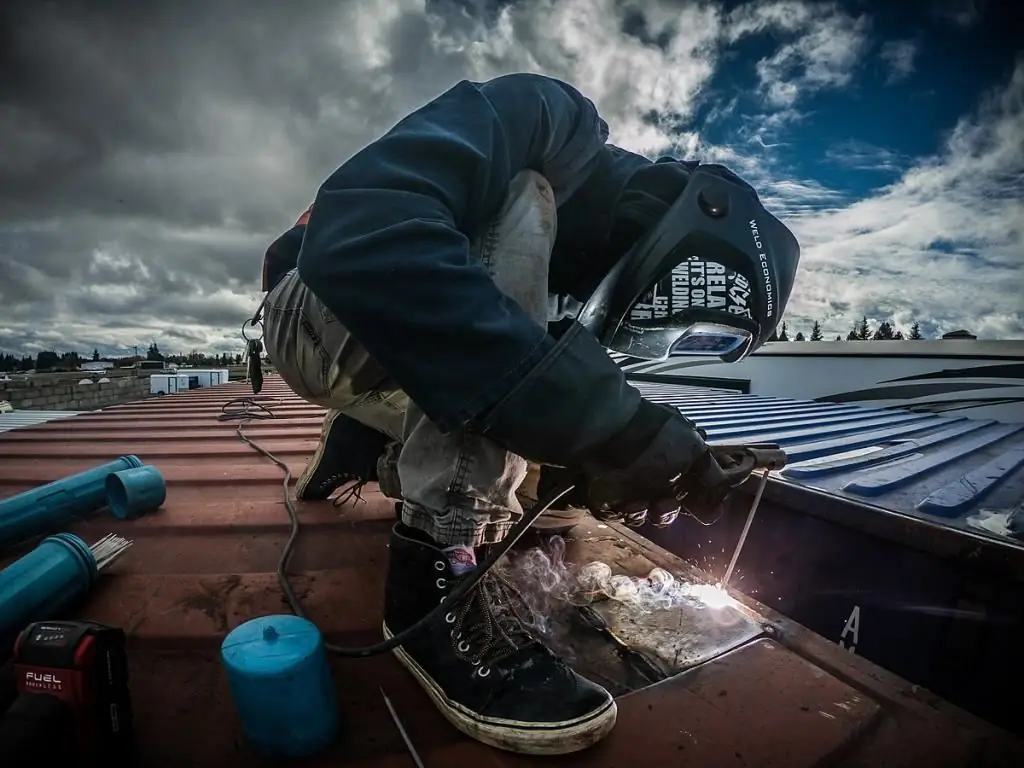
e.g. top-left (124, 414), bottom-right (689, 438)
top-left (221, 615), bottom-right (340, 758)
top-left (105, 465), bottom-right (166, 520)
top-left (221, 615), bottom-right (324, 675)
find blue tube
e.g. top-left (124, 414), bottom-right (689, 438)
top-left (0, 533), bottom-right (98, 651)
top-left (221, 615), bottom-right (340, 758)
top-left (0, 455), bottom-right (143, 548)
top-left (105, 466), bottom-right (166, 520)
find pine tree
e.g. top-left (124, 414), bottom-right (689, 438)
top-left (778, 321), bottom-right (790, 342)
top-left (809, 320), bottom-right (823, 341)
top-left (794, 332), bottom-right (805, 341)
top-left (834, 335), bottom-right (842, 341)
top-left (857, 316), bottom-right (871, 340)
top-left (909, 321), bottom-right (923, 340)
top-left (873, 320), bottom-right (895, 340)
top-left (893, 329), bottom-right (904, 340)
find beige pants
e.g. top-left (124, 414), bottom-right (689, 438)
top-left (263, 171), bottom-right (558, 546)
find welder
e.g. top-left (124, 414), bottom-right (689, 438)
top-left (257, 73), bottom-right (799, 755)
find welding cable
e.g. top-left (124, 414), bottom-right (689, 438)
top-left (220, 396), bottom-right (575, 658)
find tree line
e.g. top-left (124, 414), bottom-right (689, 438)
top-left (0, 318), bottom-right (940, 373)
top-left (768, 317), bottom-right (927, 343)
top-left (0, 342), bottom-right (243, 373)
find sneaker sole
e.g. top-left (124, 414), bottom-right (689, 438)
top-left (295, 409), bottom-right (344, 500)
top-left (382, 622), bottom-right (616, 755)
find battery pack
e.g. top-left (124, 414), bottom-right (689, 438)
top-left (13, 620), bottom-right (135, 761)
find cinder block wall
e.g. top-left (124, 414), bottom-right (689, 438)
top-left (0, 376), bottom-right (151, 411)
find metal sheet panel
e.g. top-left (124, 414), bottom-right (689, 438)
top-left (633, 383), bottom-right (1024, 546)
top-left (0, 409), bottom-right (81, 434)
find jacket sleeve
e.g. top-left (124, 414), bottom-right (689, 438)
top-left (297, 73), bottom-right (642, 460)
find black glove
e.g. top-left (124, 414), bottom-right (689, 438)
top-left (575, 400), bottom-right (744, 528)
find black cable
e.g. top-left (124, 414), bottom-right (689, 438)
top-left (219, 395), bottom-right (575, 657)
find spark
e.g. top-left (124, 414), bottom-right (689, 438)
top-left (684, 582), bottom-right (739, 610)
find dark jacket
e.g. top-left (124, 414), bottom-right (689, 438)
top-left (269, 74), bottom-right (695, 464)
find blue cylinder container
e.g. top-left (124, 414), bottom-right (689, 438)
top-left (221, 615), bottom-right (340, 759)
top-left (0, 533), bottom-right (97, 651)
top-left (105, 465), bottom-right (166, 520)
top-left (0, 455), bottom-right (144, 548)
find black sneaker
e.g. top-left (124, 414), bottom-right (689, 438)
top-left (295, 410), bottom-right (391, 500)
top-left (382, 523), bottom-right (617, 755)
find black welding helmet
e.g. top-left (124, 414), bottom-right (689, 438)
top-left (577, 164), bottom-right (800, 362)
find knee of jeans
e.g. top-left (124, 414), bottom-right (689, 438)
top-left (512, 168), bottom-right (555, 207)
top-left (507, 170), bottom-right (556, 237)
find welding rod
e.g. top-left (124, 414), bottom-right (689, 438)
top-left (89, 533), bottom-right (134, 571)
top-left (721, 471), bottom-right (770, 588)
top-left (381, 687), bottom-right (425, 768)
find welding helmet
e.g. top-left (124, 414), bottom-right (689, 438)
top-left (576, 165), bottom-right (800, 362)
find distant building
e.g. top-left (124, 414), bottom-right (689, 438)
top-left (81, 361), bottom-right (115, 372)
top-left (942, 330), bottom-right (977, 340)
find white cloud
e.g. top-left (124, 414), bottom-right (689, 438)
top-left (1, 0), bottom-right (1019, 360)
top-left (728, 1), bottom-right (871, 110)
top-left (879, 38), bottom-right (918, 84)
top-left (931, 0), bottom-right (984, 28)
top-left (824, 139), bottom-right (912, 173)
top-left (784, 59), bottom-right (1024, 339)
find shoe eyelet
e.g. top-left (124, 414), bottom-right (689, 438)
top-left (471, 660), bottom-right (480, 666)
top-left (445, 612), bottom-right (456, 624)
top-left (434, 561), bottom-right (446, 571)
top-left (477, 667), bottom-right (490, 677)
top-left (458, 641), bottom-right (470, 653)
top-left (439, 596), bottom-right (446, 604)
top-left (435, 578), bottom-right (447, 589)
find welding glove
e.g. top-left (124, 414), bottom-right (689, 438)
top-left (576, 400), bottom-right (744, 527)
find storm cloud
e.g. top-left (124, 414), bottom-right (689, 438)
top-left (1, 0), bottom-right (1021, 356)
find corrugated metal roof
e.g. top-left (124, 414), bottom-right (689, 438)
top-left (634, 383), bottom-right (1024, 546)
top-left (0, 376), bottom-right (1020, 766)
top-left (0, 409), bottom-right (82, 433)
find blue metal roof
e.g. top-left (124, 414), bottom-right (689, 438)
top-left (632, 382), bottom-right (1024, 546)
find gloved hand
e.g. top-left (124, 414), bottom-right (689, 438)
top-left (575, 400), bottom-right (748, 527)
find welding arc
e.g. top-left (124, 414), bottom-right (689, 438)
top-left (220, 396), bottom-right (575, 658)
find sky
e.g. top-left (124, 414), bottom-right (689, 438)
top-left (0, 0), bottom-right (1021, 358)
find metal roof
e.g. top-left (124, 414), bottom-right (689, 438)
top-left (0, 409), bottom-right (81, 434)
top-left (634, 382), bottom-right (1024, 547)
top-left (0, 376), bottom-right (1020, 766)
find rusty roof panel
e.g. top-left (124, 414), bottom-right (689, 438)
top-left (0, 377), bottom-right (1020, 766)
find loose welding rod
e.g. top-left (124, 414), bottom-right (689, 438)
top-left (381, 687), bottom-right (425, 768)
top-left (89, 533), bottom-right (134, 571)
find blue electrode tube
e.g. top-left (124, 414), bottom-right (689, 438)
top-left (0, 455), bottom-right (143, 548)
top-left (0, 533), bottom-right (98, 651)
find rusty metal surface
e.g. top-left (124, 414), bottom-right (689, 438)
top-left (0, 376), bottom-right (1021, 767)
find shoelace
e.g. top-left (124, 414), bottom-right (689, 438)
top-left (448, 570), bottom-right (539, 673)
top-left (329, 477), bottom-right (369, 507)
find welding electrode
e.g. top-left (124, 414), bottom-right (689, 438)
top-left (0, 533), bottom-right (133, 652)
